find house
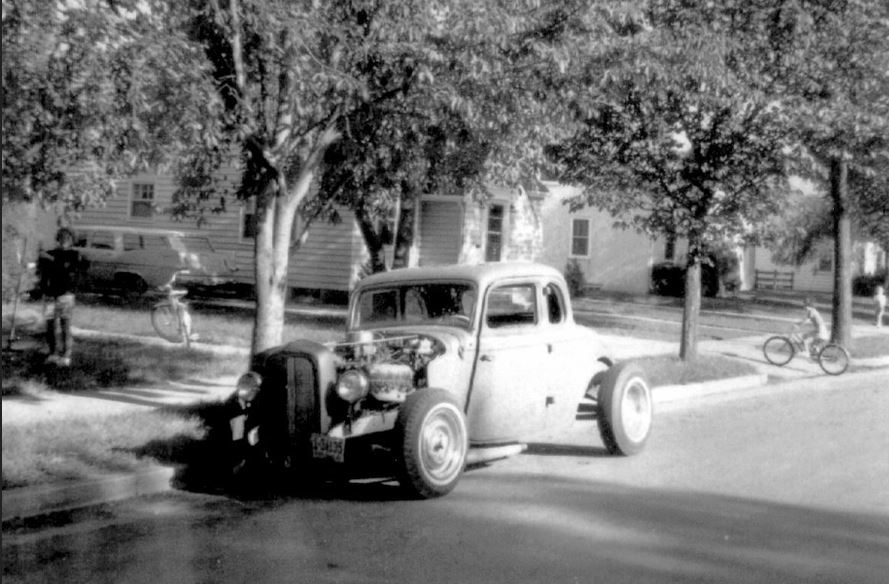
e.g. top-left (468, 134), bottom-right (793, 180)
top-left (69, 170), bottom-right (546, 298)
top-left (538, 183), bottom-right (682, 295)
top-left (750, 240), bottom-right (887, 294)
top-left (539, 183), bottom-right (886, 297)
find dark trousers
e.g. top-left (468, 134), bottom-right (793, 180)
top-left (45, 293), bottom-right (75, 358)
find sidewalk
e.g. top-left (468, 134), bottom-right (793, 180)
top-left (3, 322), bottom-right (887, 523)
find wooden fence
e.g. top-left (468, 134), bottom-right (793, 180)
top-left (755, 269), bottom-right (795, 290)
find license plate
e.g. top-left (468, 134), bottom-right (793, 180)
top-left (230, 415), bottom-right (246, 441)
top-left (311, 433), bottom-right (345, 463)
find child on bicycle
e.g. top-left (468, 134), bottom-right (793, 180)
top-left (796, 297), bottom-right (828, 356)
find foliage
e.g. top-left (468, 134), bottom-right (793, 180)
top-left (563, 259), bottom-right (586, 298)
top-left (852, 271), bottom-right (888, 298)
top-left (1, 0), bottom-right (216, 214)
top-left (549, 1), bottom-right (793, 359)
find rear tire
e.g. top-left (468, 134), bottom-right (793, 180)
top-left (818, 343), bottom-right (850, 376)
top-left (151, 302), bottom-right (183, 343)
top-left (763, 336), bottom-right (795, 366)
top-left (597, 362), bottom-right (653, 456)
top-left (395, 389), bottom-right (467, 499)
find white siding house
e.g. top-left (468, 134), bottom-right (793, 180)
top-left (538, 183), bottom-right (672, 295)
top-left (72, 171), bottom-right (546, 296)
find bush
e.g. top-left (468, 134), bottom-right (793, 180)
top-left (853, 271), bottom-right (888, 297)
top-left (564, 259), bottom-right (586, 298)
top-left (650, 260), bottom-right (719, 298)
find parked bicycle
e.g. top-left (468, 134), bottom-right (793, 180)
top-left (762, 329), bottom-right (850, 375)
top-left (151, 270), bottom-right (197, 348)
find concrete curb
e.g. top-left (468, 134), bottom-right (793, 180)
top-left (654, 374), bottom-right (769, 405)
top-left (1, 466), bottom-right (175, 523)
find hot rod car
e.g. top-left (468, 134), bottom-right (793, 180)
top-left (228, 262), bottom-right (653, 498)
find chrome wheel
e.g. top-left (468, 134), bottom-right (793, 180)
top-left (620, 376), bottom-right (653, 443)
top-left (396, 389), bottom-right (468, 498)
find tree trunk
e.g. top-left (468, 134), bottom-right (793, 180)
top-left (392, 194), bottom-right (416, 269)
top-left (680, 255), bottom-right (702, 362)
top-left (355, 206), bottom-right (387, 273)
top-left (252, 169), bottom-right (315, 356)
top-left (830, 157), bottom-right (853, 347)
top-left (253, 194), bottom-right (288, 356)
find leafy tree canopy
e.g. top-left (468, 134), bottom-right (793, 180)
top-left (1, 0), bottom-right (215, 214)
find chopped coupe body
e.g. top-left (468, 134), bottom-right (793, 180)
top-left (229, 262), bottom-right (653, 498)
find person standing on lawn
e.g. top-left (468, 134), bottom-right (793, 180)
top-left (875, 284), bottom-right (886, 328)
top-left (796, 296), bottom-right (829, 356)
top-left (37, 227), bottom-right (87, 367)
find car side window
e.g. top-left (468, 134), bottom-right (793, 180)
top-left (485, 284), bottom-right (537, 328)
top-left (90, 231), bottom-right (115, 249)
top-left (123, 233), bottom-right (143, 251)
top-left (543, 284), bottom-right (565, 324)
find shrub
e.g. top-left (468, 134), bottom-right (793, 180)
top-left (564, 259), bottom-right (586, 298)
top-left (853, 271), bottom-right (888, 297)
top-left (650, 259), bottom-right (719, 298)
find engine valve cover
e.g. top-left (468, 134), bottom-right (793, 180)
top-left (366, 362), bottom-right (414, 402)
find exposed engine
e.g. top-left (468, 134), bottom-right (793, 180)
top-left (328, 331), bottom-right (445, 406)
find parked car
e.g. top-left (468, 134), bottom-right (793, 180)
top-left (228, 262), bottom-right (653, 498)
top-left (71, 225), bottom-right (236, 295)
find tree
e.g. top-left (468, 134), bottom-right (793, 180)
top-left (762, 0), bottom-right (889, 346)
top-left (1, 0), bottom-right (214, 212)
top-left (172, 0), bottom-right (594, 355)
top-left (550, 4), bottom-right (791, 360)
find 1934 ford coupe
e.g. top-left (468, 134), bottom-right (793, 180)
top-left (228, 262), bottom-right (653, 498)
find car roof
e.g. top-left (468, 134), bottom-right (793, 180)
top-left (357, 262), bottom-right (565, 290)
top-left (73, 224), bottom-right (191, 237)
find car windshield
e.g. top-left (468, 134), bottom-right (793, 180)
top-left (354, 282), bottom-right (477, 329)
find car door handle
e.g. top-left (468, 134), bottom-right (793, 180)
top-left (547, 343), bottom-right (553, 354)
top-left (480, 354), bottom-right (494, 362)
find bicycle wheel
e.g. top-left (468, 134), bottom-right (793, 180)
top-left (763, 336), bottom-right (795, 366)
top-left (151, 302), bottom-right (184, 343)
top-left (818, 343), bottom-right (850, 375)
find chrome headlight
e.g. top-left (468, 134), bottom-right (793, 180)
top-left (236, 372), bottom-right (262, 403)
top-left (336, 370), bottom-right (369, 403)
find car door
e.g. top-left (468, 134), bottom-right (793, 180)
top-left (77, 229), bottom-right (119, 289)
top-left (539, 282), bottom-right (590, 430)
top-left (468, 280), bottom-right (550, 443)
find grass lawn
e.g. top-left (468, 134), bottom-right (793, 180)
top-left (2, 409), bottom-right (205, 490)
top-left (2, 293), bottom-right (886, 493)
top-left (632, 354), bottom-right (760, 387)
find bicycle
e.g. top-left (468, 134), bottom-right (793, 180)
top-left (151, 270), bottom-right (197, 348)
top-left (762, 329), bottom-right (850, 376)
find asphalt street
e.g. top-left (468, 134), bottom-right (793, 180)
top-left (4, 369), bottom-right (888, 584)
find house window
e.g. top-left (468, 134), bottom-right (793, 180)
top-left (816, 251), bottom-right (833, 272)
top-left (242, 197), bottom-right (257, 239)
top-left (664, 233), bottom-right (676, 261)
top-left (570, 219), bottom-right (590, 257)
top-left (485, 205), bottom-right (505, 262)
top-left (130, 183), bottom-right (155, 218)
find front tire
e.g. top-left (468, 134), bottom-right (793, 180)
top-left (818, 343), bottom-right (850, 375)
top-left (151, 302), bottom-right (183, 342)
top-left (395, 389), bottom-right (467, 499)
top-left (597, 362), bottom-right (653, 455)
top-left (763, 336), bottom-right (795, 366)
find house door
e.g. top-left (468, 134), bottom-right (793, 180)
top-left (485, 205), bottom-right (504, 262)
top-left (418, 200), bottom-right (462, 266)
